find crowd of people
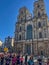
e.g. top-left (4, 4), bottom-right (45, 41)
top-left (0, 52), bottom-right (23, 65)
top-left (0, 52), bottom-right (49, 65)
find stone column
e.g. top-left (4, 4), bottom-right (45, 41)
top-left (23, 43), bottom-right (25, 55)
top-left (31, 43), bottom-right (32, 54)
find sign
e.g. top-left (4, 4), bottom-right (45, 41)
top-left (4, 48), bottom-right (8, 52)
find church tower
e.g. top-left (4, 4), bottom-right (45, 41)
top-left (33, 0), bottom-right (46, 17)
top-left (33, 0), bottom-right (49, 56)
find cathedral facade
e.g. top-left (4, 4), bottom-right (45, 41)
top-left (14, 0), bottom-right (49, 56)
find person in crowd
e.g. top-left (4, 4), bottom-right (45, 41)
top-left (25, 54), bottom-right (28, 65)
top-left (5, 54), bottom-right (11, 65)
top-left (16, 54), bottom-right (20, 65)
top-left (12, 54), bottom-right (17, 65)
top-left (20, 55), bottom-right (24, 65)
top-left (1, 54), bottom-right (4, 65)
top-left (0, 55), bottom-right (1, 65)
top-left (38, 56), bottom-right (42, 65)
top-left (47, 58), bottom-right (49, 65)
top-left (28, 55), bottom-right (34, 65)
top-left (9, 53), bottom-right (12, 58)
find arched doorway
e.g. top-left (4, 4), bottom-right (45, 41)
top-left (38, 46), bottom-right (44, 56)
top-left (25, 44), bottom-right (31, 55)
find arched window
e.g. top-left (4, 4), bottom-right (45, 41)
top-left (20, 26), bottom-right (21, 32)
top-left (38, 22), bottom-right (41, 28)
top-left (44, 29), bottom-right (47, 38)
top-left (19, 35), bottom-right (21, 40)
top-left (21, 18), bottom-right (23, 22)
top-left (39, 32), bottom-right (42, 38)
top-left (38, 12), bottom-right (40, 17)
top-left (43, 21), bottom-right (46, 26)
top-left (26, 25), bottom-right (32, 40)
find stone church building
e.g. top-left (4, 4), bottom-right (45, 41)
top-left (14, 0), bottom-right (49, 56)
